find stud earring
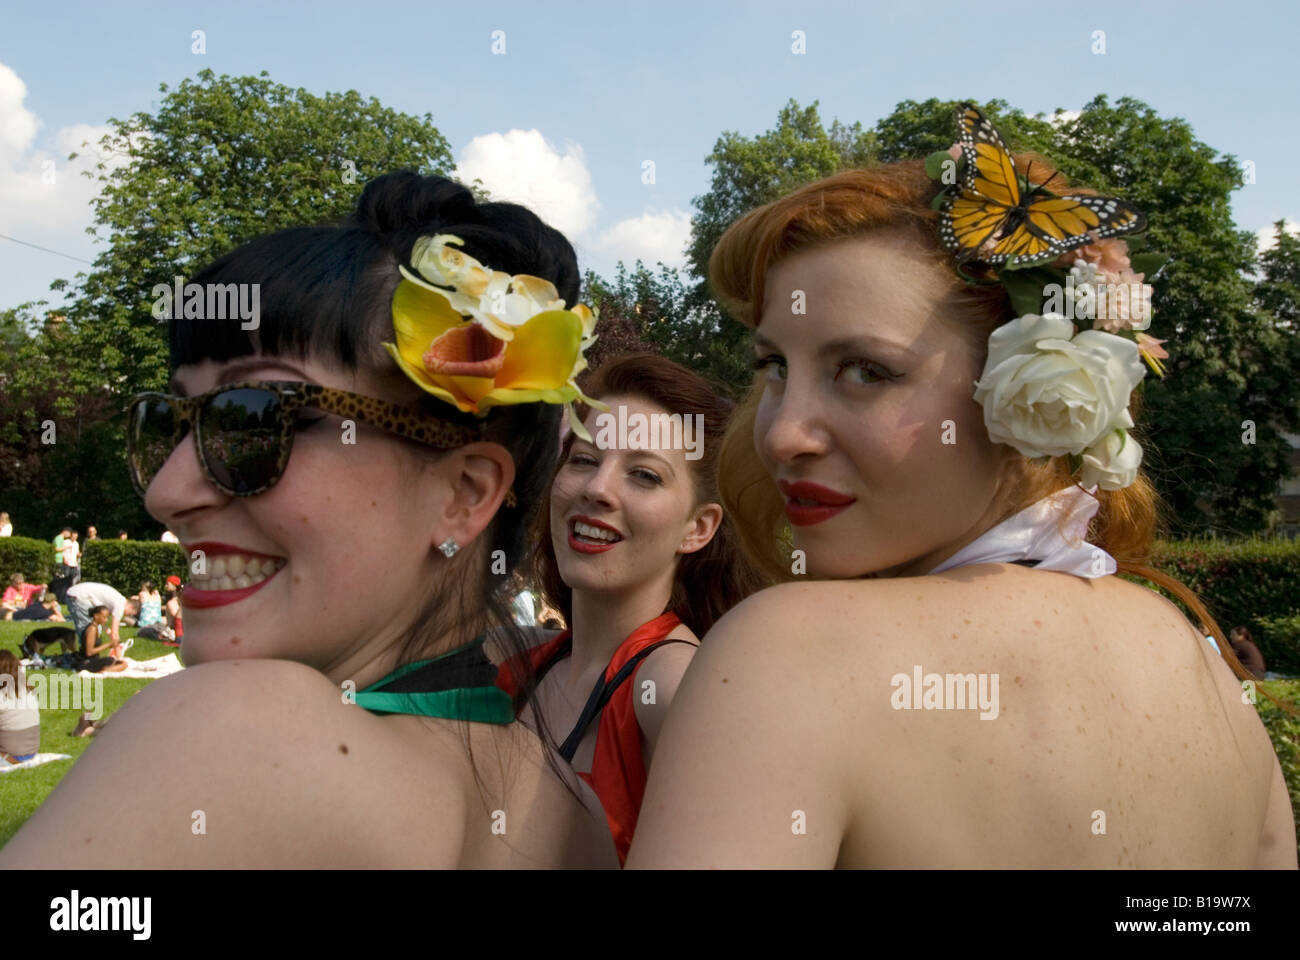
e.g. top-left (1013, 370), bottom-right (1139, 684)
top-left (438, 538), bottom-right (459, 558)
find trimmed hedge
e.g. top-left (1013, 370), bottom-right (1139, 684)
top-left (1146, 538), bottom-right (1300, 675)
top-left (0, 535), bottom-right (59, 585)
top-left (81, 539), bottom-right (188, 595)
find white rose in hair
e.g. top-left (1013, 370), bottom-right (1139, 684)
top-left (1079, 429), bottom-right (1144, 491)
top-left (972, 313), bottom-right (1146, 458)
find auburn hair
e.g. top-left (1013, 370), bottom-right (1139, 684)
top-left (531, 352), bottom-right (770, 639)
top-left (710, 155), bottom-right (1272, 696)
top-left (0, 651), bottom-right (32, 693)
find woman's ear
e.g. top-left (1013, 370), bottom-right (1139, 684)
top-left (438, 442), bottom-right (517, 549)
top-left (679, 501), bottom-right (724, 555)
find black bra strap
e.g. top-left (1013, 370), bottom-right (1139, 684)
top-left (558, 638), bottom-right (695, 763)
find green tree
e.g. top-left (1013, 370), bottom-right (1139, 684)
top-left (1045, 97), bottom-right (1299, 535)
top-left (1256, 221), bottom-right (1300, 325)
top-left (0, 301), bottom-right (152, 538)
top-left (1, 70), bottom-right (458, 537)
top-left (685, 101), bottom-right (877, 282)
top-left (58, 68), bottom-right (457, 398)
top-left (643, 101), bottom-right (874, 391)
top-left (579, 262), bottom-right (745, 392)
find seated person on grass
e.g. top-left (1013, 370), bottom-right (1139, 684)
top-left (77, 606), bottom-right (128, 674)
top-left (132, 581), bottom-right (173, 641)
top-left (12, 592), bottom-right (65, 623)
top-left (0, 651), bottom-right (40, 763)
top-left (2, 574), bottom-right (46, 621)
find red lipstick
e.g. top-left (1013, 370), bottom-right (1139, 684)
top-left (185, 542), bottom-right (283, 560)
top-left (179, 542), bottom-right (286, 609)
top-left (567, 515), bottom-right (622, 554)
top-left (181, 577), bottom-right (276, 609)
top-left (778, 480), bottom-right (856, 527)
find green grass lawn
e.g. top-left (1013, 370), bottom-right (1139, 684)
top-left (0, 616), bottom-right (182, 847)
top-left (2, 616), bottom-right (1298, 860)
top-left (1256, 679), bottom-right (1300, 860)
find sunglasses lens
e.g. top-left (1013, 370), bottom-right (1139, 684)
top-left (128, 398), bottom-right (179, 492)
top-left (202, 389), bottom-right (283, 494)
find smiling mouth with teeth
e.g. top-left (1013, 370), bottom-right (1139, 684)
top-left (189, 554), bottom-right (287, 591)
top-left (571, 520), bottom-right (622, 544)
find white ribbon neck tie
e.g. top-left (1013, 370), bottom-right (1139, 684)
top-left (926, 484), bottom-right (1116, 579)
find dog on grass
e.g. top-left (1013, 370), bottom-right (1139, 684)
top-left (18, 626), bottom-right (77, 659)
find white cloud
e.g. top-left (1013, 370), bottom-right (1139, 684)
top-left (1256, 219), bottom-right (1299, 254)
top-left (0, 61), bottom-right (118, 233)
top-left (0, 62), bottom-right (39, 159)
top-left (1048, 109), bottom-right (1081, 128)
top-left (452, 129), bottom-right (692, 280)
top-left (454, 129), bottom-right (598, 238)
top-left (592, 208), bottom-right (692, 270)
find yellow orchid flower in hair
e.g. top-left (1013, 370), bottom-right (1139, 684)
top-left (409, 234), bottom-right (491, 300)
top-left (384, 236), bottom-right (606, 440)
top-left (404, 235), bottom-right (567, 342)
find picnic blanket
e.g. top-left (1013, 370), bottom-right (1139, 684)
top-left (19, 653), bottom-right (185, 679)
top-left (0, 752), bottom-right (72, 774)
top-left (77, 653), bottom-right (184, 680)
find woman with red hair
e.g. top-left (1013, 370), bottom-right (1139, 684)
top-left (628, 126), bottom-right (1295, 868)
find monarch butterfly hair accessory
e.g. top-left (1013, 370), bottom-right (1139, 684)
top-left (925, 102), bottom-right (1170, 492)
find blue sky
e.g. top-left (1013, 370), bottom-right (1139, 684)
top-left (1, 0), bottom-right (1297, 312)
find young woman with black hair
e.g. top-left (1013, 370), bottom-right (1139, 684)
top-left (0, 172), bottom-right (616, 868)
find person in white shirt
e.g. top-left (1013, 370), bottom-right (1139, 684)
top-left (0, 512), bottom-right (12, 537)
top-left (64, 582), bottom-right (126, 652)
top-left (59, 532), bottom-right (81, 591)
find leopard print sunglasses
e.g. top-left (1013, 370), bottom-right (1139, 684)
top-left (126, 380), bottom-right (486, 499)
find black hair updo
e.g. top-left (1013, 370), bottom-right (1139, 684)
top-left (171, 171), bottom-right (577, 669)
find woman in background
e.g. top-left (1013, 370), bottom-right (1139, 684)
top-left (76, 605), bottom-right (127, 674)
top-left (162, 577), bottom-right (183, 644)
top-left (0, 651), bottom-right (39, 764)
top-left (2, 573), bottom-right (45, 620)
top-left (134, 581), bottom-right (171, 641)
top-left (502, 353), bottom-right (767, 864)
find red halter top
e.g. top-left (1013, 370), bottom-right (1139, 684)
top-left (496, 611), bottom-right (689, 865)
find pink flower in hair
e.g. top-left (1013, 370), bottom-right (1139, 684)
top-left (1055, 237), bottom-right (1130, 276)
top-left (1061, 237), bottom-right (1153, 332)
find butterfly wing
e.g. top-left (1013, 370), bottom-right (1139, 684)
top-left (942, 103), bottom-right (1148, 267)
top-left (939, 103), bottom-right (1022, 261)
top-left (978, 194), bottom-right (1148, 267)
top-left (1020, 194), bottom-right (1147, 258)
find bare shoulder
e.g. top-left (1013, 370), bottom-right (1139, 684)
top-left (640, 622), bottom-right (701, 676)
top-left (632, 623), bottom-right (701, 737)
top-left (0, 659), bottom-right (467, 868)
top-left (688, 576), bottom-right (980, 675)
